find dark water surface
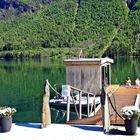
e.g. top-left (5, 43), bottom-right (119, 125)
top-left (0, 57), bottom-right (139, 123)
top-left (0, 57), bottom-right (65, 123)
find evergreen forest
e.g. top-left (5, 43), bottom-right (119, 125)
top-left (0, 0), bottom-right (140, 58)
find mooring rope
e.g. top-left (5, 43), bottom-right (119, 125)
top-left (47, 81), bottom-right (62, 97)
top-left (107, 93), bottom-right (124, 120)
top-left (111, 92), bottom-right (117, 122)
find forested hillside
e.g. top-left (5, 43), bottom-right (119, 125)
top-left (105, 0), bottom-right (140, 57)
top-left (0, 0), bottom-right (140, 58)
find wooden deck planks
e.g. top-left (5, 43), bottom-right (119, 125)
top-left (66, 114), bottom-right (102, 125)
top-left (66, 85), bottom-right (140, 126)
top-left (109, 86), bottom-right (139, 125)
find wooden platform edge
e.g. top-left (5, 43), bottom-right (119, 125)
top-left (66, 115), bottom-right (103, 125)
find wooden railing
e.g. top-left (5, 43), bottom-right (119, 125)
top-left (66, 85), bottom-right (101, 121)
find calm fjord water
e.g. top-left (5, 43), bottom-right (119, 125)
top-left (0, 57), bottom-right (139, 123)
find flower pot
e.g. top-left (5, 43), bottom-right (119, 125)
top-left (0, 116), bottom-right (12, 133)
top-left (125, 117), bottom-right (138, 135)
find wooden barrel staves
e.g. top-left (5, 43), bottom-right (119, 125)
top-left (41, 80), bottom-right (51, 128)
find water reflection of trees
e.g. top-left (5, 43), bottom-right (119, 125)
top-left (0, 58), bottom-right (65, 123)
top-left (111, 57), bottom-right (140, 85)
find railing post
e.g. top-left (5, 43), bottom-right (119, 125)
top-left (62, 85), bottom-right (71, 122)
top-left (93, 95), bottom-right (96, 116)
top-left (66, 96), bottom-right (70, 121)
top-left (87, 93), bottom-right (90, 117)
top-left (79, 91), bottom-right (82, 119)
top-left (41, 80), bottom-right (51, 128)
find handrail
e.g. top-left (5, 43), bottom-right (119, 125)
top-left (47, 81), bottom-right (101, 121)
top-left (47, 81), bottom-right (100, 121)
top-left (70, 85), bottom-right (95, 95)
top-left (66, 85), bottom-right (100, 121)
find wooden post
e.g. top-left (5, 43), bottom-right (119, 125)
top-left (109, 64), bottom-right (111, 85)
top-left (103, 92), bottom-right (110, 133)
top-left (41, 80), bottom-right (51, 128)
top-left (101, 85), bottom-right (110, 133)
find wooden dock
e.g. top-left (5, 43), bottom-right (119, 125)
top-left (67, 85), bottom-right (140, 126)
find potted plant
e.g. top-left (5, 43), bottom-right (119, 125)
top-left (0, 106), bottom-right (16, 133)
top-left (121, 106), bottom-right (140, 135)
